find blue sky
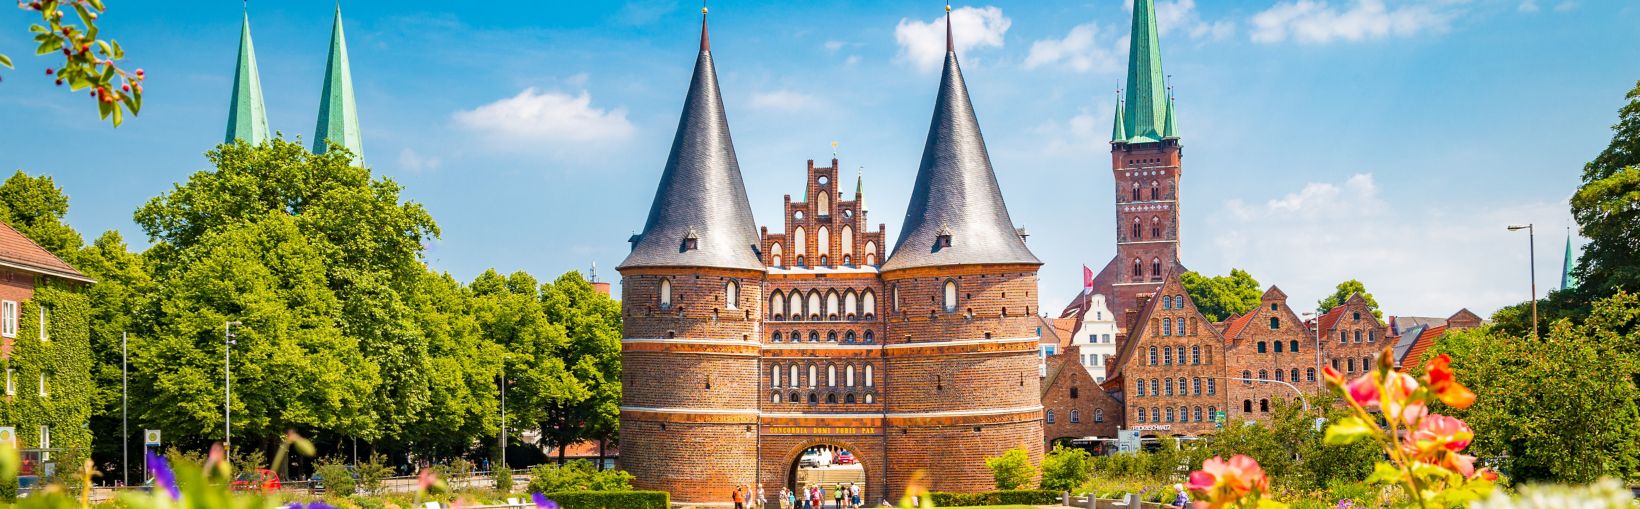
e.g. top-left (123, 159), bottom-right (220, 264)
top-left (1, 0), bottom-right (1635, 318)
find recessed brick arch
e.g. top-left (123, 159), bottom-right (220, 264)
top-left (759, 435), bottom-right (885, 507)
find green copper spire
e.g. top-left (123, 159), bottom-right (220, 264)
top-left (1111, 95), bottom-right (1125, 142)
top-left (1561, 229), bottom-right (1579, 291)
top-left (312, 5), bottom-right (364, 163)
top-left (225, 12), bottom-right (269, 145)
top-left (856, 167), bottom-right (867, 212)
top-left (1120, 0), bottom-right (1168, 143)
top-left (1162, 92), bottom-right (1177, 139)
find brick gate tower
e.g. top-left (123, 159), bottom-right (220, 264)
top-left (1086, 0), bottom-right (1182, 322)
top-left (617, 9), bottom-right (765, 503)
top-left (878, 7), bottom-right (1046, 493)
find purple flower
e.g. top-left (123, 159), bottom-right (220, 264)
top-left (145, 449), bottom-right (179, 500)
top-left (532, 493), bottom-right (558, 509)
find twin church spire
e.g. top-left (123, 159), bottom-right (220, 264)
top-left (225, 5), bottom-right (364, 163)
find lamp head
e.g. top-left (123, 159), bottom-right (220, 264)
top-left (1507, 225), bottom-right (1531, 231)
top-left (226, 321), bottom-right (242, 326)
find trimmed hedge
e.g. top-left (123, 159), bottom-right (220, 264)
top-left (543, 490), bottom-right (671, 509)
top-left (929, 489), bottom-right (1061, 507)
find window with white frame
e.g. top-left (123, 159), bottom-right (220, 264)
top-left (39, 425), bottom-right (50, 461)
top-left (725, 281), bottom-right (738, 310)
top-left (4, 368), bottom-right (12, 396)
top-left (39, 306), bottom-right (49, 341)
top-left (0, 300), bottom-right (15, 338)
top-left (864, 364), bottom-right (874, 387)
top-left (846, 365), bottom-right (855, 387)
top-left (39, 372), bottom-right (47, 397)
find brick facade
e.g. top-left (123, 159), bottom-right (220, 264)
top-left (1221, 287), bottom-right (1316, 422)
top-left (1041, 345), bottom-right (1123, 445)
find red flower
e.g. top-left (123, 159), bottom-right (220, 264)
top-left (1188, 455), bottom-right (1269, 509)
top-left (1345, 374), bottom-right (1379, 409)
top-left (1425, 354), bottom-right (1476, 409)
top-left (1413, 414), bottom-right (1473, 453)
top-left (1322, 366), bottom-right (1345, 387)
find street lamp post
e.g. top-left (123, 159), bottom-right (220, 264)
top-left (122, 331), bottom-right (128, 486)
top-left (1508, 224), bottom-right (1538, 339)
top-left (225, 320), bottom-right (241, 452)
top-left (1226, 376), bottom-right (1310, 411)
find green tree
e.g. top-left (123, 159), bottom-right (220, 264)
top-left (2, 1), bottom-right (147, 126)
top-left (1179, 269), bottom-right (1261, 322)
top-left (0, 170), bottom-right (84, 257)
top-left (76, 230), bottom-right (155, 479)
top-left (1316, 279), bottom-right (1382, 319)
top-left (985, 447), bottom-right (1037, 490)
top-left (539, 271), bottom-right (623, 461)
top-left (1039, 445), bottom-right (1093, 491)
top-left (1430, 293), bottom-right (1640, 483)
top-left (1570, 81), bottom-right (1640, 300)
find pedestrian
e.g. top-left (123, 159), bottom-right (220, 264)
top-left (812, 484), bottom-right (822, 509)
top-left (759, 484), bottom-right (768, 509)
top-left (849, 483), bottom-right (861, 509)
top-left (734, 485), bottom-right (747, 509)
top-left (834, 483), bottom-right (845, 509)
top-left (780, 487), bottom-right (792, 509)
top-left (1171, 484), bottom-right (1190, 509)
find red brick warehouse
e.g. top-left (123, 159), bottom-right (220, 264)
top-left (616, 6), bottom-right (1044, 506)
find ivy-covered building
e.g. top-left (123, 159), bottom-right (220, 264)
top-left (0, 219), bottom-right (94, 470)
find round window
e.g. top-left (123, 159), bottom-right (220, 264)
top-left (817, 176), bottom-right (829, 185)
top-left (794, 211), bottom-right (805, 220)
top-left (844, 209), bottom-right (854, 219)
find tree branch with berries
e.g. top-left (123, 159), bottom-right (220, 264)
top-left (2, 0), bottom-right (145, 126)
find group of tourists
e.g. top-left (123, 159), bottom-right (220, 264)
top-left (738, 483), bottom-right (861, 509)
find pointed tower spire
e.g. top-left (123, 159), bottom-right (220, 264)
top-left (855, 166), bottom-right (867, 212)
top-left (1119, 0), bottom-right (1169, 143)
top-left (1110, 91), bottom-right (1126, 143)
top-left (945, 3), bottom-right (954, 53)
top-left (700, 4), bottom-right (710, 51)
top-left (1162, 89), bottom-right (1178, 139)
top-left (225, 10), bottom-right (270, 145)
top-left (313, 5), bottom-right (364, 163)
top-left (1561, 228), bottom-right (1579, 291)
top-left (882, 9), bottom-right (1039, 272)
top-left (618, 8), bottom-right (762, 271)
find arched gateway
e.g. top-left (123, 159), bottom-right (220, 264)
top-left (616, 7), bottom-right (1043, 506)
top-left (768, 439), bottom-right (881, 506)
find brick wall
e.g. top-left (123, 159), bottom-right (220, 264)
top-left (622, 271), bottom-right (762, 340)
top-left (1041, 347), bottom-right (1123, 444)
top-left (1319, 295), bottom-right (1392, 382)
top-left (886, 420), bottom-right (1043, 493)
top-left (1119, 277), bottom-right (1229, 436)
top-left (1222, 288), bottom-right (1316, 422)
top-left (621, 420), bottom-right (759, 504)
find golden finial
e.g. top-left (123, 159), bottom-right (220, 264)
top-left (702, 6), bottom-right (708, 14)
top-left (945, 3), bottom-right (952, 12)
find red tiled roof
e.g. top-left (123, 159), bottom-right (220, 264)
top-left (1316, 306), bottom-right (1347, 334)
top-left (1223, 312), bottom-right (1256, 340)
top-left (0, 220), bottom-right (90, 282)
top-left (1401, 325), bottom-right (1447, 371)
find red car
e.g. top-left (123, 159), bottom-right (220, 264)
top-left (834, 451), bottom-right (857, 465)
top-left (231, 469), bottom-right (282, 492)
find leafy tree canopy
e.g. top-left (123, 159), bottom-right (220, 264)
top-left (1180, 269), bottom-right (1261, 322)
top-left (1570, 81), bottom-right (1640, 300)
top-left (1317, 279), bottom-right (1382, 319)
top-left (0, 170), bottom-right (83, 258)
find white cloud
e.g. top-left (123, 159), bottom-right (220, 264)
top-left (749, 90), bottom-right (821, 111)
top-left (1518, 0), bottom-right (1539, 12)
top-left (1024, 23), bottom-right (1125, 73)
top-left (894, 6), bottom-right (1011, 73)
top-left (1031, 109), bottom-right (1107, 156)
top-left (1249, 0), bottom-right (1461, 44)
top-left (1553, 1), bottom-right (1577, 12)
top-left (1123, 0), bottom-right (1237, 40)
top-left (823, 40), bottom-right (846, 52)
top-left (397, 148), bottom-right (441, 173)
top-left (844, 55), bottom-right (862, 66)
top-left (1206, 173), bottom-right (1571, 317)
top-left (452, 88), bottom-right (635, 144)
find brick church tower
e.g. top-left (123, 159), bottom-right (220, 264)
top-left (616, 9), bottom-right (765, 502)
top-left (878, 7), bottom-right (1046, 492)
top-left (1086, 0), bottom-right (1183, 323)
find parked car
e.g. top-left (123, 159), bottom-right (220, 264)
top-left (834, 451), bottom-right (857, 465)
top-left (231, 469), bottom-right (282, 492)
top-left (311, 466), bottom-right (358, 492)
top-left (799, 450), bottom-right (828, 468)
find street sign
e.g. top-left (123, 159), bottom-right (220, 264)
top-left (1213, 411), bottom-right (1226, 429)
top-left (1313, 417), bottom-right (1328, 432)
top-left (1116, 429), bottom-right (1142, 454)
top-left (0, 427), bottom-right (14, 447)
top-left (144, 429), bottom-right (161, 447)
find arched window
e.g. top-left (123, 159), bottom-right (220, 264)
top-left (846, 365), bottom-right (856, 386)
top-left (818, 192), bottom-right (830, 217)
top-left (1150, 181), bottom-right (1160, 200)
top-left (659, 279), bottom-right (672, 308)
top-left (1177, 318), bottom-right (1186, 335)
top-left (841, 226), bottom-right (854, 260)
top-left (790, 392), bottom-right (801, 403)
top-left (862, 290), bottom-right (876, 319)
top-left (1290, 340), bottom-right (1299, 352)
top-left (818, 227), bottom-right (831, 258)
top-left (789, 293), bottom-right (803, 319)
top-left (1070, 409), bottom-right (1081, 423)
top-left (826, 291), bottom-right (840, 320)
top-left (1132, 218), bottom-right (1142, 239)
top-left (773, 392), bottom-right (782, 403)
top-left (1132, 183), bottom-right (1141, 201)
top-left (1166, 407), bottom-right (1175, 422)
top-left (1369, 330), bottom-right (1376, 343)
top-left (845, 394), bottom-right (856, 404)
top-left (1151, 216), bottom-right (1161, 238)
top-left (1162, 295), bottom-right (1172, 310)
top-left (943, 281), bottom-right (958, 312)
top-left (1274, 340), bottom-right (1283, 353)
top-left (864, 364), bottom-right (874, 387)
top-left (772, 331), bottom-right (782, 342)
top-left (844, 331), bottom-right (856, 343)
top-left (1153, 407), bottom-right (1161, 422)
top-left (808, 365), bottom-right (818, 387)
top-left (770, 291), bottom-right (785, 320)
top-left (808, 291), bottom-right (822, 320)
top-left (1163, 320), bottom-right (1173, 337)
top-left (794, 227), bottom-right (807, 257)
top-left (1094, 408), bottom-right (1105, 423)
top-left (725, 280), bottom-right (739, 309)
top-left (1149, 346), bottom-right (1158, 365)
top-left (1347, 358), bottom-right (1356, 372)
top-left (1243, 400), bottom-right (1253, 413)
top-left (1194, 406), bottom-right (1203, 422)
top-left (1132, 258), bottom-right (1143, 277)
top-left (1258, 369), bottom-right (1268, 380)
top-left (1306, 368), bottom-right (1316, 382)
top-left (1269, 317), bottom-right (1280, 329)
top-left (1191, 345), bottom-right (1201, 365)
top-left (1257, 341), bottom-right (1267, 353)
top-left (1163, 346), bottom-right (1173, 365)
top-left (1363, 356), bottom-right (1372, 370)
top-left (1193, 378), bottom-right (1202, 395)
top-left (1355, 330), bottom-right (1363, 343)
top-left (790, 365), bottom-right (800, 387)
top-left (844, 291), bottom-right (858, 320)
top-left (892, 286), bottom-right (901, 312)
top-left (863, 330), bottom-right (875, 343)
top-left (1046, 409), bottom-right (1056, 424)
top-left (1207, 379), bottom-right (1216, 395)
top-left (1275, 369), bottom-right (1285, 382)
top-left (1150, 379), bottom-right (1159, 395)
top-left (772, 365), bottom-right (781, 387)
top-left (864, 393), bottom-right (875, 404)
top-left (809, 393), bottom-right (819, 404)
top-left (1136, 379), bottom-right (1146, 397)
top-left (826, 330), bottom-right (838, 342)
top-left (1241, 370), bottom-right (1252, 383)
top-left (1152, 258), bottom-right (1161, 276)
top-left (1291, 369), bottom-right (1300, 383)
top-left (1339, 331), bottom-right (1348, 344)
top-left (1260, 399), bottom-right (1270, 413)
top-left (827, 365), bottom-right (837, 387)
top-left (865, 242), bottom-right (878, 266)
top-left (1070, 386), bottom-right (1080, 399)
top-left (1137, 407), bottom-right (1147, 423)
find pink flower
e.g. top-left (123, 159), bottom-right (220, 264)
top-left (1345, 374), bottom-right (1380, 409)
top-left (1188, 455), bottom-right (1269, 509)
top-left (1414, 414), bottom-right (1473, 452)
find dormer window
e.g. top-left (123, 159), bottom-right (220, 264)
top-left (682, 229), bottom-right (699, 251)
top-left (935, 226), bottom-right (953, 249)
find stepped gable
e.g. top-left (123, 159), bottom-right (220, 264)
top-left (619, 11), bottom-right (762, 272)
top-left (881, 34), bottom-right (1038, 272)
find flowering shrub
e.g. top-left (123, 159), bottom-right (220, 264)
top-left (1188, 347), bottom-right (1498, 509)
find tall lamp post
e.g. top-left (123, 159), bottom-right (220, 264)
top-left (122, 331), bottom-right (128, 486)
top-left (225, 320), bottom-right (241, 452)
top-left (1507, 224), bottom-right (1537, 339)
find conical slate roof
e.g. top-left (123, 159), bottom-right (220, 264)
top-left (618, 12), bottom-right (763, 272)
top-left (881, 27), bottom-right (1039, 272)
top-left (225, 12), bottom-right (269, 145)
top-left (313, 6), bottom-right (364, 162)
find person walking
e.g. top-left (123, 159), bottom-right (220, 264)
top-left (734, 485), bottom-right (747, 509)
top-left (759, 484), bottom-right (768, 509)
top-left (1171, 484), bottom-right (1191, 509)
top-left (834, 483), bottom-right (845, 509)
top-left (849, 483), bottom-right (861, 509)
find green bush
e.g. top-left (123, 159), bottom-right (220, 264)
top-left (528, 460), bottom-right (635, 493)
top-left (543, 490), bottom-right (669, 509)
top-left (314, 458), bottom-right (356, 496)
top-left (356, 453), bottom-right (392, 495)
top-left (929, 489), bottom-right (1061, 506)
top-left (984, 447), bottom-right (1037, 490)
top-left (495, 465), bottom-right (515, 494)
top-left (1040, 445), bottom-right (1094, 491)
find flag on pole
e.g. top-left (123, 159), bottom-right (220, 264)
top-left (1083, 265), bottom-right (1095, 289)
